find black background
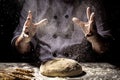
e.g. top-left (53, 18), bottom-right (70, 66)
top-left (0, 0), bottom-right (120, 64)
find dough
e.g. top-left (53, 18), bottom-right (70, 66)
top-left (40, 58), bottom-right (82, 77)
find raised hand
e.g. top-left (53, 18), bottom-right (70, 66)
top-left (72, 7), bottom-right (96, 37)
top-left (15, 11), bottom-right (48, 53)
top-left (22, 10), bottom-right (48, 38)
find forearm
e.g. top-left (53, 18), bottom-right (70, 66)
top-left (86, 33), bottom-right (110, 54)
top-left (15, 33), bottom-right (32, 54)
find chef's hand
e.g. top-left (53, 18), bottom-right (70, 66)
top-left (72, 7), bottom-right (97, 37)
top-left (15, 11), bottom-right (48, 53)
top-left (22, 10), bottom-right (48, 38)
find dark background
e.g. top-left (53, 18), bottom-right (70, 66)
top-left (0, 0), bottom-right (23, 61)
top-left (0, 0), bottom-right (120, 64)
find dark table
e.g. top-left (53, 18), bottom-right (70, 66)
top-left (0, 62), bottom-right (120, 80)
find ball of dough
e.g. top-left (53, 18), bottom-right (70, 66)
top-left (40, 58), bottom-right (82, 77)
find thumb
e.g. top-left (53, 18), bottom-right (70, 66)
top-left (34, 18), bottom-right (48, 27)
top-left (72, 17), bottom-right (84, 27)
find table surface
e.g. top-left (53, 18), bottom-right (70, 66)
top-left (0, 62), bottom-right (120, 80)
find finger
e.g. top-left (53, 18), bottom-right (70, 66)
top-left (27, 10), bottom-right (32, 20)
top-left (25, 10), bottom-right (33, 26)
top-left (72, 17), bottom-right (84, 27)
top-left (24, 27), bottom-right (29, 33)
top-left (23, 33), bottom-right (29, 37)
top-left (87, 7), bottom-right (91, 20)
top-left (89, 12), bottom-right (95, 31)
top-left (34, 18), bottom-right (48, 27)
top-left (89, 12), bottom-right (95, 22)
